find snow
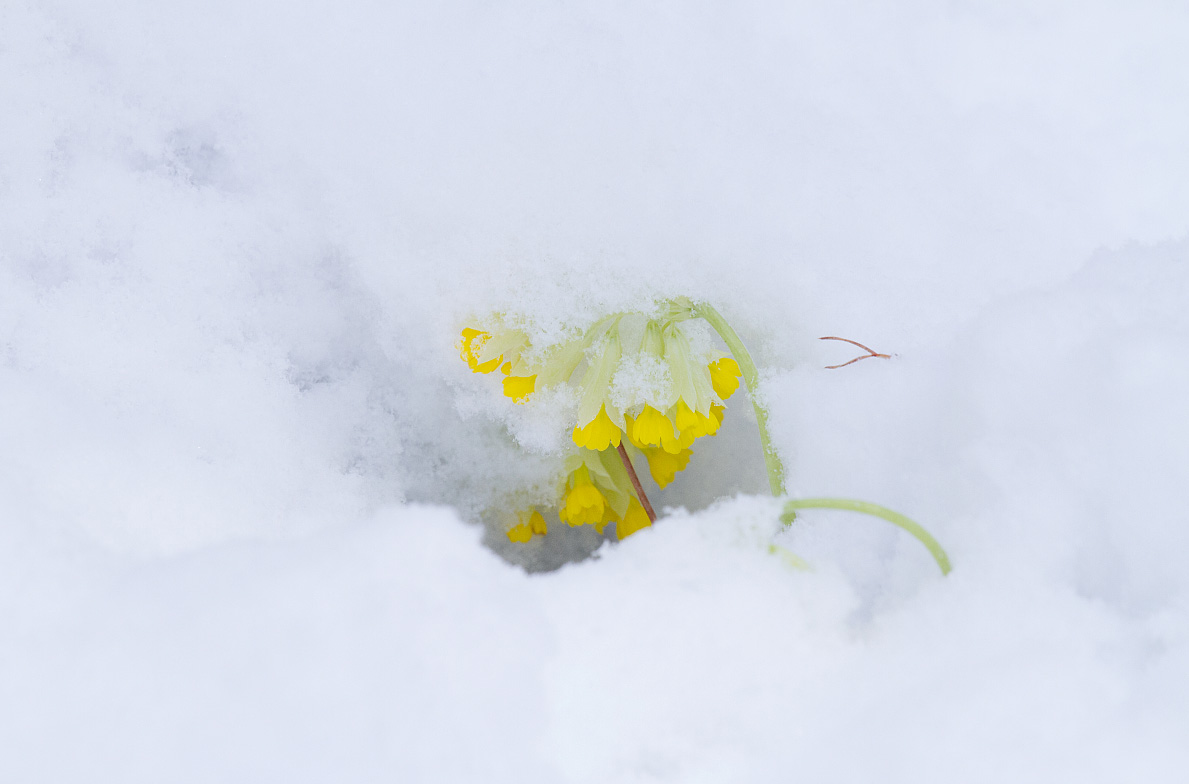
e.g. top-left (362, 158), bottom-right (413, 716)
top-left (2, 1), bottom-right (1188, 781)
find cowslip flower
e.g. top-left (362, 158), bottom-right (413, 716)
top-left (708, 357), bottom-right (741, 399)
top-left (558, 449), bottom-right (651, 539)
top-left (557, 448), bottom-right (630, 531)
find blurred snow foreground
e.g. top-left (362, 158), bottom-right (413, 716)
top-left (2, 1), bottom-right (1189, 782)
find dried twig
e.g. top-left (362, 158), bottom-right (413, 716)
top-left (820, 336), bottom-right (891, 369)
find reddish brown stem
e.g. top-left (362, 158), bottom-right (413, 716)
top-left (616, 442), bottom-right (657, 523)
top-left (820, 336), bottom-right (891, 369)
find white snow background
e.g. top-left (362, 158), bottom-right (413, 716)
top-left (2, 1), bottom-right (1188, 781)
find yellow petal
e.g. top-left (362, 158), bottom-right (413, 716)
top-left (673, 399), bottom-right (703, 435)
top-left (529, 510), bottom-right (547, 535)
top-left (623, 413), bottom-right (644, 449)
top-left (708, 358), bottom-right (742, 400)
top-left (459, 328), bottom-right (491, 371)
top-left (506, 523), bottom-right (532, 543)
top-left (475, 357), bottom-right (501, 374)
top-left (502, 374), bottom-right (537, 403)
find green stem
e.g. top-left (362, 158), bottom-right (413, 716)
top-left (694, 302), bottom-right (787, 496)
top-left (781, 498), bottom-right (952, 576)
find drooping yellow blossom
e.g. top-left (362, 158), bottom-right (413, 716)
top-left (560, 466), bottom-right (608, 526)
top-left (629, 404), bottom-right (680, 453)
top-left (558, 449), bottom-right (638, 535)
top-left (555, 453), bottom-right (650, 538)
top-left (506, 509), bottom-right (548, 543)
top-left (708, 357), bottom-right (742, 400)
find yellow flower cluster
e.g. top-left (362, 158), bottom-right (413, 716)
top-left (459, 303), bottom-right (744, 543)
top-left (557, 450), bottom-right (652, 539)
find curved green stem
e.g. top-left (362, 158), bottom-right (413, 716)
top-left (781, 498), bottom-right (952, 575)
top-left (693, 302), bottom-right (786, 496)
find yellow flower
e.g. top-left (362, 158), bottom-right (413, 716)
top-left (556, 449), bottom-right (637, 535)
top-left (629, 404), bottom-right (679, 451)
top-left (560, 467), bottom-right (608, 527)
top-left (506, 509), bottom-right (548, 542)
top-left (708, 358), bottom-right (741, 400)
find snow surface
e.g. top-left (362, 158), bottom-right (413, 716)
top-left (3, 1), bottom-right (1188, 781)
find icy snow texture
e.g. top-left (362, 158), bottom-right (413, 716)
top-left (2, 1), bottom-right (1188, 781)
top-left (609, 352), bottom-right (671, 413)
